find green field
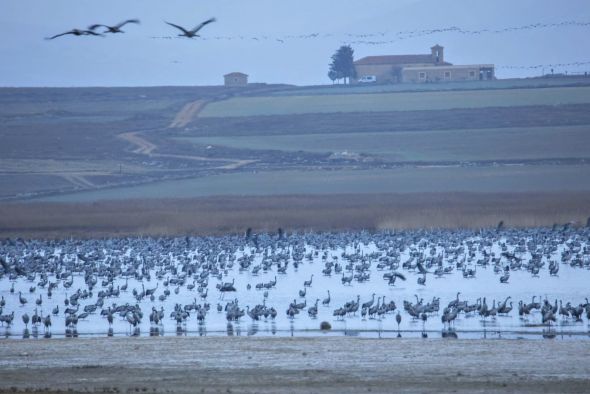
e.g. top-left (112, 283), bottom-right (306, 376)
top-left (270, 76), bottom-right (590, 96)
top-left (200, 86), bottom-right (590, 117)
top-left (3, 84), bottom-right (590, 205)
top-left (35, 164), bottom-right (590, 202)
top-left (179, 125), bottom-right (590, 162)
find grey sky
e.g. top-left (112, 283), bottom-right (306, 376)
top-left (1, 0), bottom-right (589, 87)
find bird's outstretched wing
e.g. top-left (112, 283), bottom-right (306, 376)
top-left (88, 24), bottom-right (107, 31)
top-left (165, 21), bottom-right (190, 35)
top-left (416, 261), bottom-right (428, 274)
top-left (84, 30), bottom-right (103, 36)
top-left (45, 30), bottom-right (75, 40)
top-left (116, 19), bottom-right (140, 29)
top-left (393, 271), bottom-right (406, 281)
top-left (191, 17), bottom-right (216, 34)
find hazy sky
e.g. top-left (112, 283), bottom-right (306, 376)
top-left (1, 0), bottom-right (589, 87)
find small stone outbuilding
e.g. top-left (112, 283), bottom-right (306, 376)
top-left (224, 72), bottom-right (248, 87)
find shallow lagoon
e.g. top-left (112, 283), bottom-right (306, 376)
top-left (1, 228), bottom-right (589, 339)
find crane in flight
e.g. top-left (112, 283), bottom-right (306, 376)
top-left (89, 19), bottom-right (140, 34)
top-left (165, 18), bottom-right (216, 38)
top-left (45, 28), bottom-right (102, 40)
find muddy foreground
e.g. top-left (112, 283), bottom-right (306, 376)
top-left (0, 337), bottom-right (589, 393)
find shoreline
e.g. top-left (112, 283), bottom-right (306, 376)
top-left (1, 326), bottom-right (588, 341)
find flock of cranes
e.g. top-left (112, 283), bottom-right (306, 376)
top-left (42, 18), bottom-right (590, 48)
top-left (45, 18), bottom-right (216, 40)
top-left (1, 226), bottom-right (590, 339)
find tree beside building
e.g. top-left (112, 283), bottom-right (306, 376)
top-left (328, 45), bottom-right (357, 85)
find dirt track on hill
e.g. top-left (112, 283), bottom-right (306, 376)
top-left (118, 130), bottom-right (257, 170)
top-left (169, 99), bottom-right (207, 128)
top-left (0, 336), bottom-right (589, 393)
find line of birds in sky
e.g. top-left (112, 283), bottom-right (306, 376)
top-left (45, 18), bottom-right (216, 40)
top-left (497, 61), bottom-right (590, 70)
top-left (345, 20), bottom-right (590, 45)
top-left (44, 18), bottom-right (590, 72)
top-left (45, 18), bottom-right (589, 42)
top-left (151, 19), bottom-right (590, 45)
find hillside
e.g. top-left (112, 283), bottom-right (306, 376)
top-left (1, 78), bottom-right (590, 235)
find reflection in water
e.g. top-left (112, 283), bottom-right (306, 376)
top-left (22, 328), bottom-right (29, 339)
top-left (65, 328), bottom-right (78, 338)
top-left (442, 329), bottom-right (458, 339)
top-left (176, 325), bottom-right (185, 336)
top-left (543, 328), bottom-right (557, 339)
top-left (247, 323), bottom-right (259, 336)
top-left (150, 327), bottom-right (160, 337)
top-left (198, 323), bottom-right (207, 337)
top-left (271, 321), bottom-right (277, 335)
top-left (227, 323), bottom-right (234, 336)
top-left (108, 327), bottom-right (114, 337)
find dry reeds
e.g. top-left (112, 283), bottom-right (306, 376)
top-left (0, 192), bottom-right (589, 239)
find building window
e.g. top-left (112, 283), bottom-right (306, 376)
top-left (444, 71), bottom-right (451, 80)
top-left (469, 70), bottom-right (476, 79)
top-left (419, 72), bottom-right (426, 80)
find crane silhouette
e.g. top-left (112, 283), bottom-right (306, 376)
top-left (46, 29), bottom-right (103, 40)
top-left (89, 19), bottom-right (140, 34)
top-left (165, 18), bottom-right (216, 38)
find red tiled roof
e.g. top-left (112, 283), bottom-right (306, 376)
top-left (354, 55), bottom-right (435, 66)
